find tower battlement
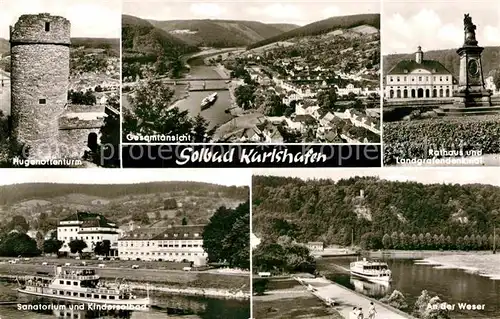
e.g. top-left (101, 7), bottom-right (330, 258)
top-left (10, 13), bottom-right (70, 45)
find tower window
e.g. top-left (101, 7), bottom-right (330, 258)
top-left (45, 22), bottom-right (50, 32)
top-left (39, 99), bottom-right (46, 104)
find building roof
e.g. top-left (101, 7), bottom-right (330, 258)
top-left (293, 114), bottom-right (317, 124)
top-left (60, 211), bottom-right (117, 229)
top-left (387, 59), bottom-right (452, 75)
top-left (153, 225), bottom-right (206, 241)
top-left (119, 225), bottom-right (206, 241)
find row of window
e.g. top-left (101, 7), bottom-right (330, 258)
top-left (60, 227), bottom-right (113, 232)
top-left (61, 236), bottom-right (104, 241)
top-left (119, 242), bottom-right (201, 248)
top-left (53, 290), bottom-right (118, 300)
top-left (118, 251), bottom-right (201, 256)
top-left (389, 88), bottom-right (451, 98)
top-left (389, 75), bottom-right (450, 82)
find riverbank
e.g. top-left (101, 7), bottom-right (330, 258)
top-left (296, 276), bottom-right (415, 319)
top-left (128, 282), bottom-right (249, 300)
top-left (168, 82), bottom-right (190, 110)
top-left (213, 63), bottom-right (243, 116)
top-left (417, 253), bottom-right (500, 280)
top-left (367, 249), bottom-right (493, 259)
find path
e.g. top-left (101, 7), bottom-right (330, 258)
top-left (295, 277), bottom-right (415, 319)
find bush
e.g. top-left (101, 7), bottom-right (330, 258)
top-left (253, 278), bottom-right (269, 295)
top-left (384, 116), bottom-right (500, 165)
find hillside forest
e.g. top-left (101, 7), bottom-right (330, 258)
top-left (253, 175), bottom-right (500, 251)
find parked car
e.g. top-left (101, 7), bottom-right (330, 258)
top-left (182, 267), bottom-right (192, 272)
top-left (131, 265), bottom-right (140, 269)
top-left (64, 263), bottom-right (71, 266)
top-left (41, 262), bottom-right (48, 265)
top-left (98, 264), bottom-right (105, 268)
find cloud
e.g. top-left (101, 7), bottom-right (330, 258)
top-left (189, 3), bottom-right (226, 18)
top-left (262, 3), bottom-right (302, 21)
top-left (322, 6), bottom-right (341, 18)
top-left (484, 25), bottom-right (500, 44)
top-left (1, 0), bottom-right (120, 38)
top-left (384, 9), bottom-right (472, 54)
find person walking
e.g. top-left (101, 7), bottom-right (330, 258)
top-left (368, 302), bottom-right (377, 319)
top-left (357, 307), bottom-right (364, 319)
top-left (349, 306), bottom-right (358, 319)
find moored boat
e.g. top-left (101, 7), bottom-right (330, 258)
top-left (201, 92), bottom-right (218, 110)
top-left (350, 258), bottom-right (392, 283)
top-left (17, 266), bottom-right (150, 310)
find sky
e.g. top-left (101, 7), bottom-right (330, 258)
top-left (0, 169), bottom-right (251, 187)
top-left (253, 167), bottom-right (500, 186)
top-left (0, 0), bottom-right (121, 39)
top-left (383, 0), bottom-right (500, 54)
top-left (123, 0), bottom-right (380, 26)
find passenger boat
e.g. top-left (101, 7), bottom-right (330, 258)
top-left (201, 92), bottom-right (218, 110)
top-left (17, 266), bottom-right (150, 309)
top-left (349, 258), bottom-right (392, 283)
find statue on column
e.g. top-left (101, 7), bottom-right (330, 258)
top-left (463, 14), bottom-right (478, 46)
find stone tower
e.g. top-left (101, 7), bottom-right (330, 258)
top-left (415, 46), bottom-right (423, 64)
top-left (10, 13), bottom-right (71, 159)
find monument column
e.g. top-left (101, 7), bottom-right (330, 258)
top-left (453, 13), bottom-right (492, 107)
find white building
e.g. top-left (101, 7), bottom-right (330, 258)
top-left (385, 46), bottom-right (456, 100)
top-left (118, 225), bottom-right (208, 266)
top-left (58, 212), bottom-right (119, 256)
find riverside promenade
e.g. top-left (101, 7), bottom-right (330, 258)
top-left (295, 277), bottom-right (415, 319)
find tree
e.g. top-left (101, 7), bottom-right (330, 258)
top-left (9, 215), bottom-right (29, 233)
top-left (192, 114), bottom-right (215, 143)
top-left (164, 198), bottom-right (177, 209)
top-left (182, 217), bottom-right (188, 225)
top-left (123, 81), bottom-right (211, 140)
top-left (94, 240), bottom-right (111, 256)
top-left (235, 84), bottom-right (256, 110)
top-left (93, 96), bottom-right (120, 167)
top-left (399, 232), bottom-right (407, 250)
top-left (69, 239), bottom-right (87, 255)
top-left (390, 231), bottom-right (399, 249)
top-left (382, 234), bottom-right (391, 249)
top-left (132, 212), bottom-right (150, 224)
top-left (43, 238), bottom-right (63, 254)
top-left (203, 201), bottom-right (250, 269)
top-left (0, 232), bottom-right (40, 257)
top-left (317, 87), bottom-right (337, 111)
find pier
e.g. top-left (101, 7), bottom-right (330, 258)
top-left (295, 276), bottom-right (415, 319)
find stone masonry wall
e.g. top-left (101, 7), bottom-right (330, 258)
top-left (10, 14), bottom-right (70, 45)
top-left (58, 128), bottom-right (101, 159)
top-left (10, 13), bottom-right (71, 159)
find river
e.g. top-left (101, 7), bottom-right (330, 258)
top-left (0, 281), bottom-right (250, 319)
top-left (122, 56), bottom-right (234, 131)
top-left (317, 256), bottom-right (500, 318)
top-left (170, 57), bottom-right (233, 130)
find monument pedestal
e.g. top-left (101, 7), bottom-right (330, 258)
top-left (453, 89), bottom-right (492, 108)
